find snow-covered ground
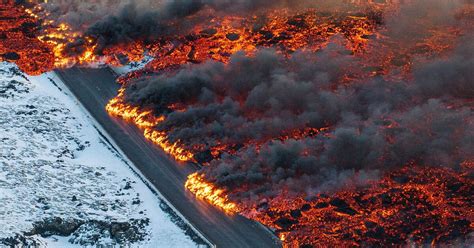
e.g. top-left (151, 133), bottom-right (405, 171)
top-left (111, 55), bottom-right (153, 75)
top-left (0, 62), bottom-right (204, 247)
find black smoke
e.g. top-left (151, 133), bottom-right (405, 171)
top-left (123, 42), bottom-right (354, 150)
top-left (120, 31), bottom-right (473, 201)
top-left (39, 0), bottom-right (298, 55)
top-left (37, 0), bottom-right (473, 202)
top-left (38, 0), bottom-right (379, 56)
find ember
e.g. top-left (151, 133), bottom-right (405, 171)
top-left (1, 0), bottom-right (473, 246)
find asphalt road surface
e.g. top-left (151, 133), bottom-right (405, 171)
top-left (55, 67), bottom-right (281, 248)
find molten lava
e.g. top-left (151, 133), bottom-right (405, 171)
top-left (103, 7), bottom-right (385, 163)
top-left (106, 88), bottom-right (194, 162)
top-left (185, 165), bottom-right (473, 246)
top-left (1, 0), bottom-right (473, 247)
top-left (0, 1), bottom-right (54, 75)
top-left (185, 173), bottom-right (238, 214)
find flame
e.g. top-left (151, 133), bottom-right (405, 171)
top-left (37, 23), bottom-right (99, 67)
top-left (185, 173), bottom-right (238, 214)
top-left (23, 3), bottom-right (99, 67)
top-left (106, 89), bottom-right (193, 162)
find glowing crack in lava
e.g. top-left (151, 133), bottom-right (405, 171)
top-left (1, 0), bottom-right (474, 246)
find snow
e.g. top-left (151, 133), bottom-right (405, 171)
top-left (0, 62), bottom-right (203, 247)
top-left (111, 56), bottom-right (153, 75)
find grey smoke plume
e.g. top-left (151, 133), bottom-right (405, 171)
top-left (38, 0), bottom-right (473, 201)
top-left (121, 32), bottom-right (473, 201)
top-left (35, 0), bottom-right (470, 56)
top-left (37, 0), bottom-right (381, 55)
top-left (38, 0), bottom-right (296, 54)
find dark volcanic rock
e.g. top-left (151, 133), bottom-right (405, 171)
top-left (0, 234), bottom-right (40, 247)
top-left (329, 198), bottom-right (350, 209)
top-left (290, 209), bottom-right (302, 218)
top-left (334, 206), bottom-right (358, 216)
top-left (364, 221), bottom-right (378, 229)
top-left (286, 18), bottom-right (307, 28)
top-left (25, 217), bottom-right (84, 237)
top-left (226, 33), bottom-right (240, 41)
top-left (20, 217), bottom-right (149, 246)
top-left (200, 28), bottom-right (217, 38)
top-left (0, 80), bottom-right (29, 97)
top-left (300, 204), bottom-right (311, 212)
top-left (314, 202), bottom-right (329, 209)
top-left (274, 217), bottom-right (298, 229)
top-left (380, 193), bottom-right (392, 205)
top-left (3, 52), bottom-right (20, 61)
top-left (259, 30), bottom-right (274, 40)
top-left (329, 198), bottom-right (358, 215)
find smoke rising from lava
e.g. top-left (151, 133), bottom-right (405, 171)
top-left (35, 0), bottom-right (387, 55)
top-left (94, 0), bottom-right (474, 203)
top-left (20, 0), bottom-right (472, 222)
top-left (121, 33), bottom-right (473, 200)
top-left (37, 0), bottom-right (298, 54)
top-left (3, 0), bottom-right (472, 246)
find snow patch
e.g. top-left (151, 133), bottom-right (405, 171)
top-left (0, 62), bottom-right (201, 247)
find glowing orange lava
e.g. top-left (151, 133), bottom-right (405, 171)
top-left (1, 1), bottom-right (473, 246)
top-left (106, 89), bottom-right (194, 162)
top-left (185, 173), bottom-right (239, 214)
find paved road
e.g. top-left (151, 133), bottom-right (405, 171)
top-left (55, 67), bottom-right (280, 248)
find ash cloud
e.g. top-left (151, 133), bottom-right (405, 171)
top-left (384, 0), bottom-right (465, 41)
top-left (414, 35), bottom-right (474, 99)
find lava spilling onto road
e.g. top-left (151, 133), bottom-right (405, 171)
top-left (1, 0), bottom-right (474, 246)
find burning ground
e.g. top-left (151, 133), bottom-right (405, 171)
top-left (1, 0), bottom-right (474, 247)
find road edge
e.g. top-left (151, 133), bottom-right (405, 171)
top-left (50, 70), bottom-right (216, 248)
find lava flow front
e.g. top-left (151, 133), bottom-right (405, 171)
top-left (1, 0), bottom-right (473, 247)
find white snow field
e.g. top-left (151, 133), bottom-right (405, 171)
top-left (0, 62), bottom-right (204, 247)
